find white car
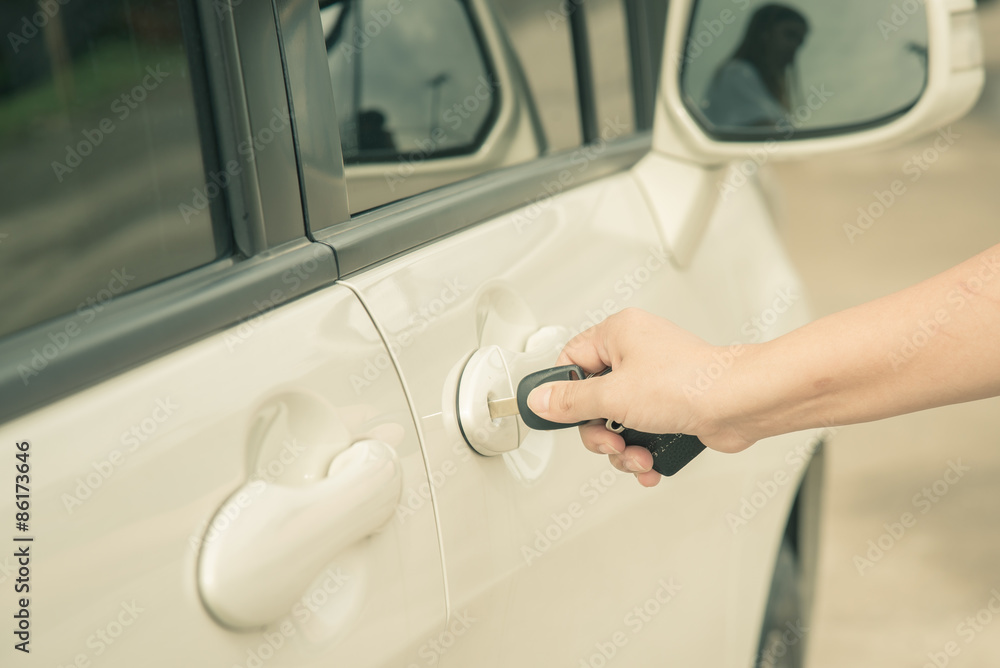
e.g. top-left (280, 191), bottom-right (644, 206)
top-left (0, 0), bottom-right (982, 666)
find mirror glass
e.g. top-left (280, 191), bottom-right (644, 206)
top-left (681, 0), bottom-right (929, 140)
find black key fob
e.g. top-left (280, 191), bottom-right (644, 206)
top-left (516, 365), bottom-right (706, 476)
top-left (616, 429), bottom-right (705, 477)
top-left (516, 365), bottom-right (590, 431)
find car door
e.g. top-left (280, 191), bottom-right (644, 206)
top-left (279, 0), bottom-right (823, 665)
top-left (0, 2), bottom-right (445, 666)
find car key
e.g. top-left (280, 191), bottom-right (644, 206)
top-left (487, 365), bottom-right (706, 477)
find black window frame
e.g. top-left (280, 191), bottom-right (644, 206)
top-left (276, 0), bottom-right (657, 277)
top-left (624, 0), bottom-right (669, 132)
top-left (0, 0), bottom-right (337, 425)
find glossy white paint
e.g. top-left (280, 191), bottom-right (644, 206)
top-left (0, 284), bottom-right (445, 667)
top-left (655, 0), bottom-right (984, 165)
top-left (632, 153), bottom-right (727, 268)
top-left (199, 439), bottom-right (402, 629)
top-left (343, 168), bottom-right (820, 666)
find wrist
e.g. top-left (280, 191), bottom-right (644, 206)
top-left (696, 339), bottom-right (809, 450)
top-left (682, 342), bottom-right (770, 451)
top-left (723, 336), bottom-right (836, 444)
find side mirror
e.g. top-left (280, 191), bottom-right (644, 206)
top-left (653, 0), bottom-right (984, 163)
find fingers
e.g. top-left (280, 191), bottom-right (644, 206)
top-left (556, 322), bottom-right (613, 374)
top-left (608, 445), bottom-right (661, 486)
top-left (579, 421), bottom-right (625, 455)
top-left (527, 373), bottom-right (616, 425)
top-left (609, 444), bottom-right (654, 475)
top-left (581, 423), bottom-right (662, 488)
top-left (634, 470), bottom-right (662, 488)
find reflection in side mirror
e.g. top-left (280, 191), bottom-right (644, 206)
top-left (681, 1), bottom-right (928, 140)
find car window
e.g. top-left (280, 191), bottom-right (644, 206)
top-left (319, 0), bottom-right (529, 213)
top-left (586, 0), bottom-right (636, 136)
top-left (0, 0), bottom-right (227, 340)
top-left (323, 0), bottom-right (498, 164)
top-left (311, 0), bottom-right (663, 218)
top-left (493, 0), bottom-right (583, 151)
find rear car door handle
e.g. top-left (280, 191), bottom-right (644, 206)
top-left (198, 440), bottom-right (402, 629)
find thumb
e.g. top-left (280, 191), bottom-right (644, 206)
top-left (526, 375), bottom-right (614, 424)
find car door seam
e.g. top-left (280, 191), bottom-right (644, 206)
top-left (337, 279), bottom-right (452, 621)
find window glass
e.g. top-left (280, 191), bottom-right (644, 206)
top-left (324, 0), bottom-right (497, 163)
top-left (585, 0), bottom-right (636, 137)
top-left (0, 0), bottom-right (225, 339)
top-left (493, 0), bottom-right (583, 152)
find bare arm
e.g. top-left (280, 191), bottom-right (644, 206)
top-left (527, 244), bottom-right (1000, 486)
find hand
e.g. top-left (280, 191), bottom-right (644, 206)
top-left (526, 309), bottom-right (759, 487)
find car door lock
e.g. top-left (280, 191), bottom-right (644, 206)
top-left (456, 330), bottom-right (706, 476)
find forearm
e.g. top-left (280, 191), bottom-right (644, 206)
top-left (733, 244), bottom-right (1000, 440)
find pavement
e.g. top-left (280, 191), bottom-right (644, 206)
top-left (769, 4), bottom-right (1000, 666)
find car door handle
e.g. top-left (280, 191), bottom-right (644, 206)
top-left (197, 439), bottom-right (402, 629)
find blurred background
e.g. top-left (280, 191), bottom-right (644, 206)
top-left (769, 2), bottom-right (1000, 665)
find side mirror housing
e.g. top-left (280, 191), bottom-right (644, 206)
top-left (653, 0), bottom-right (984, 164)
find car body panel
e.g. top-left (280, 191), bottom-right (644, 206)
top-left (0, 281), bottom-right (446, 667)
top-left (342, 166), bottom-right (820, 665)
